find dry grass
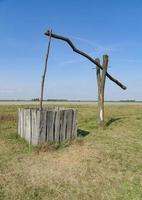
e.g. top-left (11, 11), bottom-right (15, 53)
top-left (0, 104), bottom-right (142, 200)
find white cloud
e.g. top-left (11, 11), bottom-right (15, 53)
top-left (70, 36), bottom-right (120, 53)
top-left (119, 59), bottom-right (142, 63)
top-left (58, 36), bottom-right (121, 67)
top-left (59, 58), bottom-right (85, 66)
top-left (0, 89), bottom-right (15, 94)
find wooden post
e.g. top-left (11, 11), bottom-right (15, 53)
top-left (40, 29), bottom-right (52, 110)
top-left (95, 55), bottom-right (109, 127)
top-left (95, 58), bottom-right (101, 125)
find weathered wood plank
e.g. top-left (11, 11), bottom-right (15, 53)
top-left (20, 108), bottom-right (24, 138)
top-left (66, 110), bottom-right (73, 139)
top-left (38, 110), bottom-right (47, 144)
top-left (59, 110), bottom-right (65, 141)
top-left (24, 109), bottom-right (27, 141)
top-left (31, 109), bottom-right (39, 145)
top-left (71, 110), bottom-right (77, 138)
top-left (25, 109), bottom-right (31, 144)
top-left (54, 111), bottom-right (60, 142)
top-left (17, 108), bottom-right (21, 135)
top-left (23, 108), bottom-right (27, 139)
top-left (46, 110), bottom-right (55, 142)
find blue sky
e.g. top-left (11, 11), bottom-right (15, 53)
top-left (0, 0), bottom-right (142, 100)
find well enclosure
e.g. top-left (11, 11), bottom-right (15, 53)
top-left (18, 108), bottom-right (77, 145)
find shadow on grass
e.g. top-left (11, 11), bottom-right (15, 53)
top-left (77, 129), bottom-right (90, 137)
top-left (106, 117), bottom-right (122, 127)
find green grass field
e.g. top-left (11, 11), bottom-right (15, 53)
top-left (0, 104), bottom-right (142, 200)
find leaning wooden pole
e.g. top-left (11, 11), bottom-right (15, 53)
top-left (95, 55), bottom-right (108, 127)
top-left (45, 30), bottom-right (126, 90)
top-left (40, 30), bottom-right (52, 110)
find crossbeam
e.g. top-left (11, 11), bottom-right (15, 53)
top-left (45, 30), bottom-right (127, 90)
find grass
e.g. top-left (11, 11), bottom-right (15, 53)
top-left (0, 104), bottom-right (142, 200)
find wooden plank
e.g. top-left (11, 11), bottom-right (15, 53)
top-left (21, 109), bottom-right (23, 138)
top-left (54, 110), bottom-right (60, 142)
top-left (25, 109), bottom-right (31, 144)
top-left (28, 109), bottom-right (32, 144)
top-left (20, 108), bottom-right (23, 138)
top-left (66, 109), bottom-right (73, 139)
top-left (59, 110), bottom-right (63, 142)
top-left (23, 108), bottom-right (26, 139)
top-left (71, 110), bottom-right (77, 138)
top-left (46, 110), bottom-right (55, 142)
top-left (22, 109), bottom-right (25, 139)
top-left (36, 110), bottom-right (41, 144)
top-left (38, 110), bottom-right (47, 144)
top-left (17, 108), bottom-right (21, 135)
top-left (60, 110), bottom-right (66, 141)
top-left (24, 109), bottom-right (28, 141)
top-left (31, 109), bottom-right (39, 145)
top-left (30, 109), bottom-right (32, 144)
top-left (24, 109), bottom-right (27, 140)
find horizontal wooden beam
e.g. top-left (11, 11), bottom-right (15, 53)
top-left (44, 30), bottom-right (127, 90)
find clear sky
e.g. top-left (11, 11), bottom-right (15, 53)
top-left (0, 0), bottom-right (142, 100)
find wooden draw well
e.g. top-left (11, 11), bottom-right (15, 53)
top-left (18, 108), bottom-right (77, 145)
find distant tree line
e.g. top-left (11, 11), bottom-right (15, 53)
top-left (120, 100), bottom-right (136, 102)
top-left (31, 98), bottom-right (68, 102)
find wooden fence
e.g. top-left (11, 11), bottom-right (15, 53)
top-left (18, 108), bottom-right (77, 145)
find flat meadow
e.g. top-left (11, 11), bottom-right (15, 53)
top-left (0, 103), bottom-right (142, 200)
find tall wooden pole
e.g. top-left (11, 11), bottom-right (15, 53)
top-left (95, 58), bottom-right (101, 125)
top-left (40, 30), bottom-right (52, 110)
top-left (95, 55), bottom-right (109, 127)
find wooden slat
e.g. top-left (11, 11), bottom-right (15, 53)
top-left (25, 109), bottom-right (31, 144)
top-left (23, 108), bottom-right (26, 139)
top-left (31, 109), bottom-right (39, 145)
top-left (72, 110), bottom-right (77, 138)
top-left (30, 109), bottom-right (32, 144)
top-left (38, 110), bottom-right (47, 144)
top-left (60, 110), bottom-right (66, 141)
top-left (46, 110), bottom-right (55, 142)
top-left (24, 109), bottom-right (27, 140)
top-left (17, 108), bottom-right (21, 135)
top-left (66, 110), bottom-right (73, 139)
top-left (54, 110), bottom-right (60, 142)
top-left (24, 109), bottom-right (27, 141)
top-left (20, 108), bottom-right (23, 138)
